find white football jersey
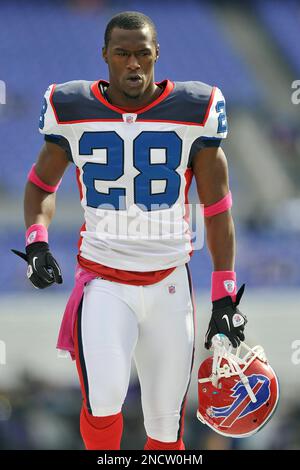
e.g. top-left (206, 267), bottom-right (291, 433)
top-left (39, 79), bottom-right (227, 272)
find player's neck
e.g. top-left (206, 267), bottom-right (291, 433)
top-left (104, 82), bottom-right (163, 111)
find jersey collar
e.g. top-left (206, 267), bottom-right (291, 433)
top-left (91, 79), bottom-right (174, 115)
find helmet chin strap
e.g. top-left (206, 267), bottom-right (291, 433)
top-left (227, 356), bottom-right (257, 403)
top-left (199, 337), bottom-right (267, 404)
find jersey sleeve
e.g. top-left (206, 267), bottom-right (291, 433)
top-left (38, 84), bottom-right (59, 135)
top-left (187, 87), bottom-right (228, 167)
top-left (38, 85), bottom-right (73, 162)
top-left (202, 87), bottom-right (228, 140)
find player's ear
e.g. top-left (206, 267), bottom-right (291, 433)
top-left (102, 46), bottom-right (108, 63)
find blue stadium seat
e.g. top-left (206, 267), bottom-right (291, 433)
top-left (255, 0), bottom-right (300, 74)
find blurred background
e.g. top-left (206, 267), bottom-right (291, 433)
top-left (0, 0), bottom-right (300, 450)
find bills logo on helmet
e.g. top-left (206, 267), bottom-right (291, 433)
top-left (208, 374), bottom-right (270, 427)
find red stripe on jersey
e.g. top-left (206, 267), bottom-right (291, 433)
top-left (91, 79), bottom-right (174, 115)
top-left (48, 81), bottom-right (214, 126)
top-left (137, 119), bottom-right (205, 126)
top-left (202, 86), bottom-right (216, 126)
top-left (184, 168), bottom-right (193, 218)
top-left (53, 118), bottom-right (206, 126)
top-left (76, 166), bottom-right (83, 201)
top-left (184, 168), bottom-right (194, 258)
top-left (49, 84), bottom-right (59, 123)
top-left (57, 118), bottom-right (124, 124)
top-left (76, 167), bottom-right (86, 252)
top-left (76, 165), bottom-right (85, 252)
top-left (77, 223), bottom-right (86, 252)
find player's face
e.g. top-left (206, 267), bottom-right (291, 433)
top-left (103, 26), bottom-right (159, 100)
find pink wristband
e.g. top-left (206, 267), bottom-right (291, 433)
top-left (26, 224), bottom-right (48, 246)
top-left (28, 164), bottom-right (62, 193)
top-left (211, 270), bottom-right (237, 302)
top-left (204, 191), bottom-right (232, 218)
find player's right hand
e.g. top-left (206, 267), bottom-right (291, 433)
top-left (12, 241), bottom-right (63, 289)
top-left (204, 284), bottom-right (247, 349)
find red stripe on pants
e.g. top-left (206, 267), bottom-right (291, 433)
top-left (74, 315), bottom-right (123, 449)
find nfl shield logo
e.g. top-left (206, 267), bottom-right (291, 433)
top-left (168, 285), bottom-right (176, 294)
top-left (123, 113), bottom-right (137, 123)
top-left (223, 280), bottom-right (235, 293)
top-left (27, 230), bottom-right (37, 244)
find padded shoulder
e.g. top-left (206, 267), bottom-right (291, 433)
top-left (139, 81), bottom-right (214, 124)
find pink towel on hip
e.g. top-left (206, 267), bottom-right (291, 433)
top-left (56, 264), bottom-right (98, 360)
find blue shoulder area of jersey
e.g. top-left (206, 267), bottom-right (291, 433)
top-left (52, 80), bottom-right (119, 122)
top-left (173, 81), bottom-right (213, 106)
top-left (54, 80), bottom-right (92, 101)
top-left (140, 81), bottom-right (214, 124)
top-left (51, 79), bottom-right (215, 125)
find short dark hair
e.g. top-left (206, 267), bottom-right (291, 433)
top-left (104, 11), bottom-right (157, 48)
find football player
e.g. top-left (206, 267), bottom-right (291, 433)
top-left (13, 11), bottom-right (247, 450)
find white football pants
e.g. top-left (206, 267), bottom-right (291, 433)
top-left (74, 264), bottom-right (196, 443)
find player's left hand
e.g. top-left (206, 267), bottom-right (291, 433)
top-left (204, 284), bottom-right (247, 349)
top-left (12, 241), bottom-right (63, 289)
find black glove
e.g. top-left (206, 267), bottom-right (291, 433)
top-left (205, 284), bottom-right (247, 349)
top-left (12, 241), bottom-right (63, 289)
